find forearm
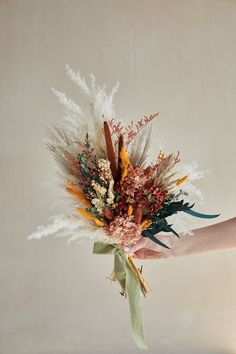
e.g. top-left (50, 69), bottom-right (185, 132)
top-left (173, 217), bottom-right (236, 257)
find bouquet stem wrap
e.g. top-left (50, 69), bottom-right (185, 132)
top-left (93, 242), bottom-right (148, 350)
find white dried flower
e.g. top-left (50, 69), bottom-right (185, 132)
top-left (91, 198), bottom-right (105, 213)
top-left (91, 180), bottom-right (107, 197)
top-left (98, 158), bottom-right (113, 181)
top-left (107, 180), bottom-right (115, 206)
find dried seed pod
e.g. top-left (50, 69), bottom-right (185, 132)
top-left (103, 207), bottom-right (115, 221)
top-left (133, 208), bottom-right (142, 224)
top-left (117, 134), bottom-right (124, 181)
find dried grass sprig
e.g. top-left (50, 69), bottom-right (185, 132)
top-left (129, 125), bottom-right (152, 167)
top-left (66, 180), bottom-right (92, 208)
top-left (154, 153), bottom-right (180, 191)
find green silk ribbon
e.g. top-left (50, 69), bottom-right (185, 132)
top-left (93, 242), bottom-right (148, 350)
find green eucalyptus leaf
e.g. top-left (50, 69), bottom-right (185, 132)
top-left (142, 231), bottom-right (170, 249)
top-left (156, 200), bottom-right (194, 219)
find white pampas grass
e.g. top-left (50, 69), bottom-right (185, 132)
top-left (181, 161), bottom-right (208, 202)
top-left (65, 65), bottom-right (119, 119)
top-left (48, 65), bottom-right (119, 163)
top-left (172, 161), bottom-right (207, 203)
top-left (28, 214), bottom-right (109, 244)
top-left (51, 88), bottom-right (84, 118)
top-left (66, 65), bottom-right (91, 96)
top-left (28, 215), bottom-right (79, 240)
top-left (167, 161), bottom-right (209, 234)
top-left (182, 161), bottom-right (207, 181)
top-left (167, 212), bottom-right (194, 236)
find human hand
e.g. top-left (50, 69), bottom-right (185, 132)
top-left (128, 234), bottom-right (176, 260)
top-left (128, 217), bottom-right (236, 260)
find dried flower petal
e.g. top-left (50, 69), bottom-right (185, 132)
top-left (106, 216), bottom-right (142, 248)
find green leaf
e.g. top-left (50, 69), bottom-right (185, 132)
top-left (168, 226), bottom-right (180, 238)
top-left (142, 231), bottom-right (170, 249)
top-left (156, 200), bottom-right (194, 219)
top-left (142, 218), bottom-right (179, 239)
top-left (184, 209), bottom-right (220, 219)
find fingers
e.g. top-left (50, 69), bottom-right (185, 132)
top-left (129, 238), bottom-right (150, 254)
top-left (128, 234), bottom-right (173, 258)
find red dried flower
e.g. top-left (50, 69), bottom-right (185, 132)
top-left (116, 164), bottom-right (167, 217)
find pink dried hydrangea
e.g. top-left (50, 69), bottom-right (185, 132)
top-left (105, 216), bottom-right (142, 248)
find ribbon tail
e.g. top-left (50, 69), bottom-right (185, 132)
top-left (93, 242), bottom-right (148, 349)
top-left (184, 209), bottom-right (220, 219)
top-left (123, 255), bottom-right (148, 349)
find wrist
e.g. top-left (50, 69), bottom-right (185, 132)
top-left (171, 234), bottom-right (190, 257)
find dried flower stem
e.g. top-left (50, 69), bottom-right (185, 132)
top-left (133, 208), bottom-right (142, 224)
top-left (127, 255), bottom-right (151, 296)
top-left (77, 207), bottom-right (106, 227)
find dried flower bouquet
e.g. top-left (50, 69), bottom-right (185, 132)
top-left (29, 66), bottom-right (219, 349)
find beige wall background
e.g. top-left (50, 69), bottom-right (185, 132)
top-left (0, 0), bottom-right (236, 353)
